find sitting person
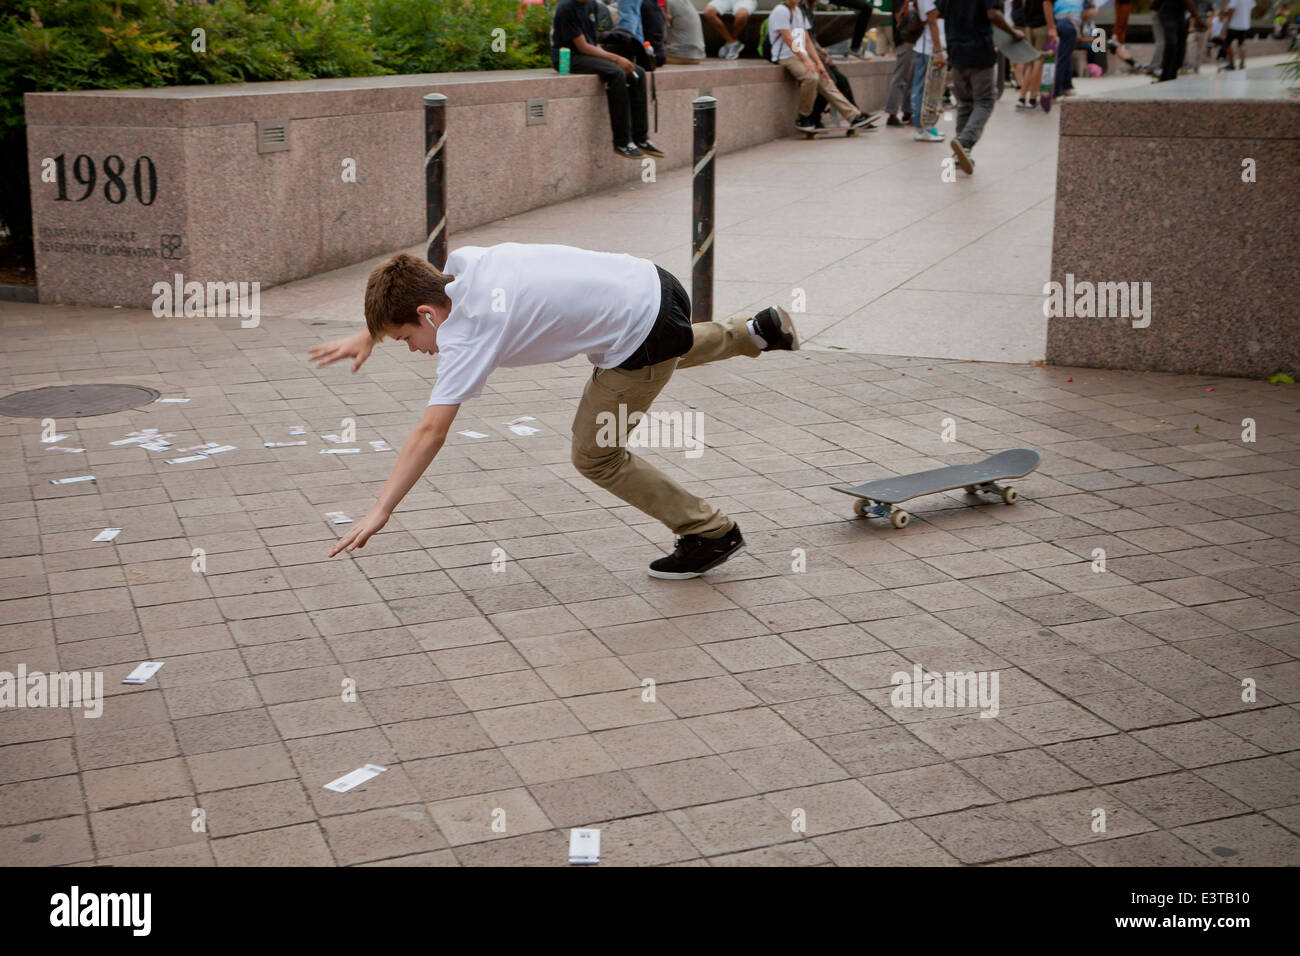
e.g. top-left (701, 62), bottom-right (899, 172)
top-left (551, 0), bottom-right (664, 159)
top-left (768, 0), bottom-right (876, 131)
top-left (702, 0), bottom-right (756, 58)
top-left (665, 0), bottom-right (706, 63)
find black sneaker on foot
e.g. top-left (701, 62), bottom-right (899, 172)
top-left (637, 140), bottom-right (665, 157)
top-left (886, 114), bottom-right (904, 126)
top-left (795, 113), bottom-right (817, 132)
top-left (615, 144), bottom-right (645, 159)
top-left (751, 305), bottom-right (800, 351)
top-left (647, 524), bottom-right (745, 579)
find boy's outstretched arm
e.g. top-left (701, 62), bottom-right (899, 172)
top-left (329, 402), bottom-right (461, 556)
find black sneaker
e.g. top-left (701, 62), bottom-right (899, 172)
top-left (648, 524), bottom-right (744, 579)
top-left (849, 112), bottom-right (876, 129)
top-left (795, 113), bottom-right (817, 132)
top-left (615, 144), bottom-right (645, 159)
top-left (886, 114), bottom-right (904, 127)
top-left (751, 305), bottom-right (799, 351)
top-left (637, 140), bottom-right (665, 157)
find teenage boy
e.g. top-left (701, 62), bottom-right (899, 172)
top-left (551, 0), bottom-right (664, 158)
top-left (1222, 0), bottom-right (1250, 69)
top-left (770, 0), bottom-right (877, 131)
top-left (308, 245), bottom-right (800, 579)
top-left (910, 0), bottom-right (946, 141)
top-left (945, 0), bottom-right (1024, 174)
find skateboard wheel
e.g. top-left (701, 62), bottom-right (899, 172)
top-left (963, 485), bottom-right (976, 494)
top-left (1001, 487), bottom-right (1019, 505)
top-left (890, 509), bottom-right (911, 529)
top-left (853, 498), bottom-right (869, 517)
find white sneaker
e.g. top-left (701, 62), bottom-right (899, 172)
top-left (914, 127), bottom-right (943, 142)
top-left (727, 41), bottom-right (745, 60)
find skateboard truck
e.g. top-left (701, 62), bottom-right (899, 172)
top-left (852, 499), bottom-right (912, 528)
top-left (965, 481), bottom-right (1020, 504)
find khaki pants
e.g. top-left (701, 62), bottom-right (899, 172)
top-left (782, 56), bottom-right (859, 121)
top-left (571, 316), bottom-right (759, 537)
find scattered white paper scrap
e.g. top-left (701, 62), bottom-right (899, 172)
top-left (178, 442), bottom-right (221, 453)
top-left (324, 511), bottom-right (352, 524)
top-left (40, 433), bottom-right (68, 444)
top-left (47, 446), bottom-right (84, 454)
top-left (122, 661), bottom-right (164, 685)
top-left (139, 441), bottom-right (173, 451)
top-left (508, 424), bottom-right (541, 437)
top-left (289, 426), bottom-right (306, 435)
top-left (320, 448), bottom-right (360, 454)
top-left (324, 764), bottom-right (387, 793)
top-left (110, 435), bottom-right (151, 446)
top-left (457, 430), bottom-right (489, 439)
top-left (165, 455), bottom-right (207, 464)
top-left (154, 397), bottom-right (190, 404)
top-left (320, 434), bottom-right (344, 443)
top-left (368, 440), bottom-right (392, 452)
top-left (203, 445), bottom-right (236, 455)
top-left (51, 475), bottom-right (95, 485)
top-left (569, 828), bottom-right (600, 865)
top-left (506, 416), bottom-right (537, 425)
top-left (92, 527), bottom-right (123, 542)
top-left (264, 441), bottom-right (307, 448)
top-left (943, 111), bottom-right (954, 122)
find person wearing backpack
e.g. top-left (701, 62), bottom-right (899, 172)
top-left (886, 0), bottom-right (924, 125)
top-left (551, 0), bottom-right (664, 159)
top-left (768, 0), bottom-right (877, 131)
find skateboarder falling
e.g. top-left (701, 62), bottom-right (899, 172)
top-left (308, 243), bottom-right (799, 579)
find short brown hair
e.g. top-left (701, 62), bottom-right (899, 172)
top-left (364, 253), bottom-right (452, 339)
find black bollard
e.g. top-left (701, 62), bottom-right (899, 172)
top-left (424, 93), bottom-right (448, 269)
top-left (691, 96), bottom-right (716, 325)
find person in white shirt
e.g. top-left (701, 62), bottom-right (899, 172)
top-left (1222, 0), bottom-right (1253, 68)
top-left (908, 0), bottom-right (946, 141)
top-left (309, 244), bottom-right (801, 579)
top-left (768, 0), bottom-right (876, 131)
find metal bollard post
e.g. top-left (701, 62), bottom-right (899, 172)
top-left (691, 96), bottom-right (716, 325)
top-left (424, 93), bottom-right (448, 269)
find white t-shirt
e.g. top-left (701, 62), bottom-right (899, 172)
top-left (1226, 1), bottom-right (1252, 30)
top-left (768, 4), bottom-right (813, 62)
top-left (914, 0), bottom-right (946, 57)
top-left (427, 243), bottom-right (660, 406)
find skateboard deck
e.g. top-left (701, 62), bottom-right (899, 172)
top-left (800, 111), bottom-right (883, 138)
top-left (832, 448), bottom-right (1042, 528)
top-left (1040, 40), bottom-right (1057, 112)
top-left (993, 26), bottom-right (1041, 64)
top-left (919, 55), bottom-right (947, 129)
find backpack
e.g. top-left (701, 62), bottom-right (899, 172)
top-left (598, 28), bottom-right (660, 132)
top-left (758, 2), bottom-right (816, 62)
top-left (897, 0), bottom-right (924, 44)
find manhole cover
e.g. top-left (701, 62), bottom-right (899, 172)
top-left (0, 384), bottom-right (161, 418)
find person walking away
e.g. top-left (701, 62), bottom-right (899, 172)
top-left (944, 0), bottom-right (1025, 174)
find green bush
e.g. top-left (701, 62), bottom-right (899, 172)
top-left (0, 0), bottom-right (552, 260)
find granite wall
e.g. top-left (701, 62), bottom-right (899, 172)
top-left (1046, 88), bottom-right (1299, 380)
top-left (25, 60), bottom-right (891, 309)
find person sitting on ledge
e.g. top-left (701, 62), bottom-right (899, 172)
top-left (768, 0), bottom-right (878, 132)
top-left (550, 0), bottom-right (664, 159)
top-left (665, 0), bottom-right (707, 63)
top-left (703, 0), bottom-right (757, 58)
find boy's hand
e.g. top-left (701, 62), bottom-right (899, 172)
top-left (309, 329), bottom-right (373, 373)
top-left (329, 506), bottom-right (390, 557)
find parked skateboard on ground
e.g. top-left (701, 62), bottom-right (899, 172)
top-left (919, 54), bottom-right (948, 129)
top-left (1040, 41), bottom-right (1057, 112)
top-left (832, 448), bottom-right (1043, 528)
top-left (799, 111), bottom-right (884, 139)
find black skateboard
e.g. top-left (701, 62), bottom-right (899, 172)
top-left (832, 448), bottom-right (1043, 528)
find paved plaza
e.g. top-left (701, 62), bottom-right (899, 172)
top-left (2, 67), bottom-right (1298, 866)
